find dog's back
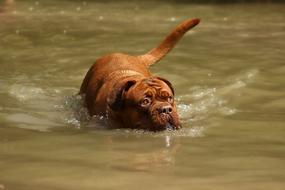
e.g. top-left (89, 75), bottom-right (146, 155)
top-left (80, 18), bottom-right (200, 116)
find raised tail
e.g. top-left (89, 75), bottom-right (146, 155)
top-left (138, 18), bottom-right (200, 67)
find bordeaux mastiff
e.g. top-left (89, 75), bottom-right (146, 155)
top-left (80, 18), bottom-right (200, 131)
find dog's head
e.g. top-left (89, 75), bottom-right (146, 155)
top-left (107, 77), bottom-right (180, 131)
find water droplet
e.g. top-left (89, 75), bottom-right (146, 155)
top-left (170, 17), bottom-right (176, 22)
top-left (165, 135), bottom-right (171, 147)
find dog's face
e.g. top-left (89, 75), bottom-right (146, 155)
top-left (107, 77), bottom-right (180, 131)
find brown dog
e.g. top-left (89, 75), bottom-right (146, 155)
top-left (80, 18), bottom-right (200, 131)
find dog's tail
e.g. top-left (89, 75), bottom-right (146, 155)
top-left (138, 18), bottom-right (200, 67)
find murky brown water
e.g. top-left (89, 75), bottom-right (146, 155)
top-left (0, 1), bottom-right (285, 190)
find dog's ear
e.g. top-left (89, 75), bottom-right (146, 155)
top-left (107, 80), bottom-right (136, 111)
top-left (155, 77), bottom-right (175, 95)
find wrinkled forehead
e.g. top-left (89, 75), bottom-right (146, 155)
top-left (128, 78), bottom-right (173, 99)
top-left (141, 78), bottom-right (171, 91)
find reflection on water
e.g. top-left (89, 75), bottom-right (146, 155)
top-left (0, 0), bottom-right (285, 190)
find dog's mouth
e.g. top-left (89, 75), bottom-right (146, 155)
top-left (131, 112), bottom-right (181, 132)
top-left (165, 122), bottom-right (178, 131)
top-left (164, 115), bottom-right (181, 131)
top-left (150, 111), bottom-right (180, 131)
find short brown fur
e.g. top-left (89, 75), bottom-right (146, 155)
top-left (80, 18), bottom-right (200, 131)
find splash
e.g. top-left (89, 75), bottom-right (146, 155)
top-left (6, 81), bottom-right (66, 131)
top-left (176, 68), bottom-right (259, 136)
top-left (62, 69), bottom-right (258, 137)
top-left (9, 84), bottom-right (46, 102)
top-left (61, 94), bottom-right (90, 128)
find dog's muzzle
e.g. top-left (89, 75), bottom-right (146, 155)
top-left (150, 103), bottom-right (180, 131)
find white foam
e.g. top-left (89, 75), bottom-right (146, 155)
top-left (6, 113), bottom-right (61, 131)
top-left (9, 84), bottom-right (46, 102)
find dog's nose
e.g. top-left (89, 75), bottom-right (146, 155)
top-left (158, 105), bottom-right (172, 114)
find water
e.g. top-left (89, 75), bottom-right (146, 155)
top-left (0, 0), bottom-right (285, 189)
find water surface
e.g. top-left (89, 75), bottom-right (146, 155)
top-left (0, 1), bottom-right (285, 190)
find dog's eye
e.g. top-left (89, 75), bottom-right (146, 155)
top-left (168, 96), bottom-right (174, 103)
top-left (141, 97), bottom-right (151, 107)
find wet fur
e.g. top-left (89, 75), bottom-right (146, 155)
top-left (80, 18), bottom-right (200, 131)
